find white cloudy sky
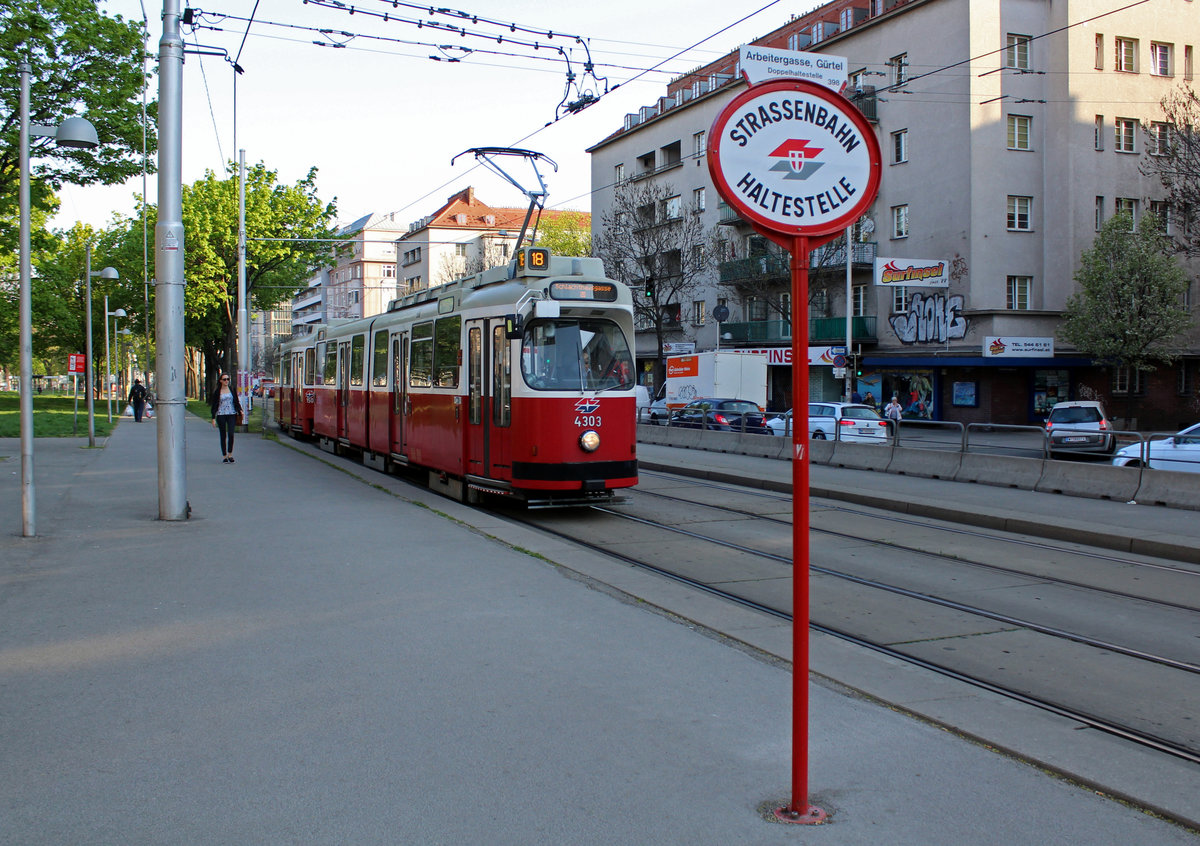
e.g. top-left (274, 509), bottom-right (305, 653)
top-left (56, 0), bottom-right (811, 231)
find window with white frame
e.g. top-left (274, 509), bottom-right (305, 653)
top-left (1151, 42), bottom-right (1173, 76)
top-left (780, 292), bottom-right (791, 321)
top-left (748, 297), bottom-right (768, 321)
top-left (840, 8), bottom-right (854, 30)
top-left (1112, 365), bottom-right (1145, 394)
top-left (1187, 45), bottom-right (1194, 81)
top-left (889, 53), bottom-right (907, 86)
top-left (1006, 34), bottom-right (1031, 69)
top-left (1094, 115), bottom-right (1104, 150)
top-left (891, 129), bottom-right (908, 163)
top-left (1006, 275), bottom-right (1032, 310)
top-left (692, 300), bottom-right (706, 326)
top-left (1095, 33), bottom-right (1104, 70)
top-left (662, 195), bottom-right (681, 220)
top-left (1007, 195), bottom-right (1033, 231)
top-left (1115, 37), bottom-right (1137, 72)
top-left (382, 265), bottom-right (395, 278)
top-left (693, 130), bottom-right (706, 158)
top-left (891, 286), bottom-right (909, 313)
top-left (1115, 197), bottom-right (1138, 220)
top-left (1149, 200), bottom-right (1172, 234)
top-left (693, 187), bottom-right (706, 212)
top-left (1149, 122), bottom-right (1171, 156)
top-left (1095, 196), bottom-right (1105, 230)
top-left (614, 163), bottom-right (625, 184)
top-left (891, 204), bottom-right (909, 238)
top-left (852, 285), bottom-right (866, 317)
top-left (455, 243), bottom-right (469, 257)
top-left (1007, 114), bottom-right (1032, 150)
top-left (1114, 117), bottom-right (1137, 153)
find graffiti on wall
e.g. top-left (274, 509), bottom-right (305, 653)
top-left (889, 293), bottom-right (969, 345)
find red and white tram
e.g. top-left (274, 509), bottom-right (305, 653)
top-left (275, 332), bottom-right (318, 437)
top-left (276, 248), bottom-right (639, 506)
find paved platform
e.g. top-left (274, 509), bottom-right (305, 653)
top-left (1, 416), bottom-right (1197, 844)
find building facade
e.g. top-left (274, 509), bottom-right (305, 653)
top-left (396, 187), bottom-right (589, 294)
top-left (589, 0), bottom-right (1200, 429)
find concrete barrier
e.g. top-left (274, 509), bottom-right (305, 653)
top-left (730, 431), bottom-right (789, 459)
top-left (955, 452), bottom-right (1043, 490)
top-left (808, 437), bottom-right (835, 466)
top-left (886, 446), bottom-right (962, 480)
top-left (1034, 459), bottom-right (1141, 502)
top-left (829, 440), bottom-right (891, 472)
top-left (1132, 469), bottom-right (1200, 510)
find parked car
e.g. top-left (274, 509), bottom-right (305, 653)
top-left (767, 403), bottom-right (890, 442)
top-left (1045, 400), bottom-right (1115, 454)
top-left (669, 398), bottom-right (769, 434)
top-left (642, 394), bottom-right (670, 425)
top-left (1111, 422), bottom-right (1200, 472)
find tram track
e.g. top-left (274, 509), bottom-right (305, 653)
top-left (633, 482), bottom-right (1200, 615)
top-left (497, 478), bottom-right (1200, 766)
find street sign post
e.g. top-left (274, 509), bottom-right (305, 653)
top-left (708, 77), bottom-right (881, 825)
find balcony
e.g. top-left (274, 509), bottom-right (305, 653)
top-left (718, 316), bottom-right (877, 344)
top-left (718, 243), bottom-right (876, 284)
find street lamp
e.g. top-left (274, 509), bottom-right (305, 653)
top-left (85, 245), bottom-right (119, 447)
top-left (18, 61), bottom-right (100, 537)
top-left (105, 297), bottom-right (127, 423)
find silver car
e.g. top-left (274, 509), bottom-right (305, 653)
top-left (767, 403), bottom-right (889, 443)
top-left (1045, 401), bottom-right (1115, 454)
top-left (1111, 422), bottom-right (1200, 472)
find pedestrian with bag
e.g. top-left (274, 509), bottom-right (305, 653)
top-left (128, 378), bottom-right (148, 422)
top-left (209, 373), bottom-right (243, 464)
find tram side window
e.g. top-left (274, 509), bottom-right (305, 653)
top-left (434, 315), bottom-right (461, 388)
top-left (304, 349), bottom-right (316, 385)
top-left (372, 330), bottom-right (388, 387)
top-left (493, 325), bottom-right (511, 427)
top-left (469, 327), bottom-right (482, 424)
top-left (350, 335), bottom-right (365, 387)
top-left (322, 344), bottom-right (336, 385)
top-left (410, 322), bottom-right (433, 388)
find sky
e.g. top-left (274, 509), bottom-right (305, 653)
top-left (55, 0), bottom-right (812, 232)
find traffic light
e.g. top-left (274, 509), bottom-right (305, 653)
top-left (644, 277), bottom-right (655, 299)
top-left (855, 357), bottom-right (863, 378)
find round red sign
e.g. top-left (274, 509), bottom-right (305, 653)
top-left (708, 78), bottom-right (881, 238)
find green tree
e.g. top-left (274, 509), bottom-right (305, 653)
top-left (0, 0), bottom-right (155, 252)
top-left (534, 210), bottom-right (592, 257)
top-left (108, 163), bottom-right (337, 392)
top-left (1059, 211), bottom-right (1193, 417)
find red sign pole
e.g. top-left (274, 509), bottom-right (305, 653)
top-left (777, 236), bottom-right (828, 824)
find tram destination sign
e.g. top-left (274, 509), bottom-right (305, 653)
top-left (708, 78), bottom-right (881, 238)
top-left (549, 281), bottom-right (618, 301)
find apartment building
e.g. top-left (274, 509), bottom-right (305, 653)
top-left (589, 0), bottom-right (1199, 428)
top-left (396, 187), bottom-right (589, 293)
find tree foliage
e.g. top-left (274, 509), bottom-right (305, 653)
top-left (0, 0), bottom-right (155, 252)
top-left (595, 181), bottom-right (710, 385)
top-left (534, 210), bottom-right (592, 257)
top-left (1059, 211), bottom-right (1192, 373)
top-left (106, 162), bottom-right (337, 386)
top-left (1142, 84), bottom-right (1200, 258)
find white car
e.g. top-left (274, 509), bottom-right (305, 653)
top-left (767, 403), bottom-right (890, 443)
top-left (1111, 422), bottom-right (1200, 472)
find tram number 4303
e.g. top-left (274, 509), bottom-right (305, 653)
top-left (574, 415), bottom-right (602, 427)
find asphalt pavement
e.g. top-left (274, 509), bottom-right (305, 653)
top-left (1, 414), bottom-right (1197, 844)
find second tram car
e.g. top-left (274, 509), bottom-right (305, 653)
top-left (277, 248), bottom-right (639, 506)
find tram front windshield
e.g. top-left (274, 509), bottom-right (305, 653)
top-left (521, 319), bottom-right (634, 391)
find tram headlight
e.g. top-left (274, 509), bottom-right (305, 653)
top-left (579, 429), bottom-right (601, 452)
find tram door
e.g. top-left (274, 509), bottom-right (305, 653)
top-left (336, 340), bottom-right (351, 440)
top-left (465, 319), bottom-right (512, 479)
top-left (390, 332), bottom-right (408, 456)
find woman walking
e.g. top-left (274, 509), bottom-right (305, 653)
top-left (209, 373), bottom-right (243, 463)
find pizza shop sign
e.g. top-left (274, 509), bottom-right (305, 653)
top-left (708, 78), bottom-right (880, 238)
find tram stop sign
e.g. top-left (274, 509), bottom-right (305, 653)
top-left (707, 78), bottom-right (881, 240)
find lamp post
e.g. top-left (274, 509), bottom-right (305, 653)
top-left (104, 297), bottom-right (127, 423)
top-left (85, 245), bottom-right (119, 447)
top-left (18, 60), bottom-right (100, 537)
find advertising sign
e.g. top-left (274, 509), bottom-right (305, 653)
top-left (874, 257), bottom-right (950, 287)
top-left (739, 45), bottom-right (848, 92)
top-left (68, 353), bottom-right (86, 374)
top-left (708, 79), bottom-right (881, 239)
top-left (983, 336), bottom-right (1055, 358)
